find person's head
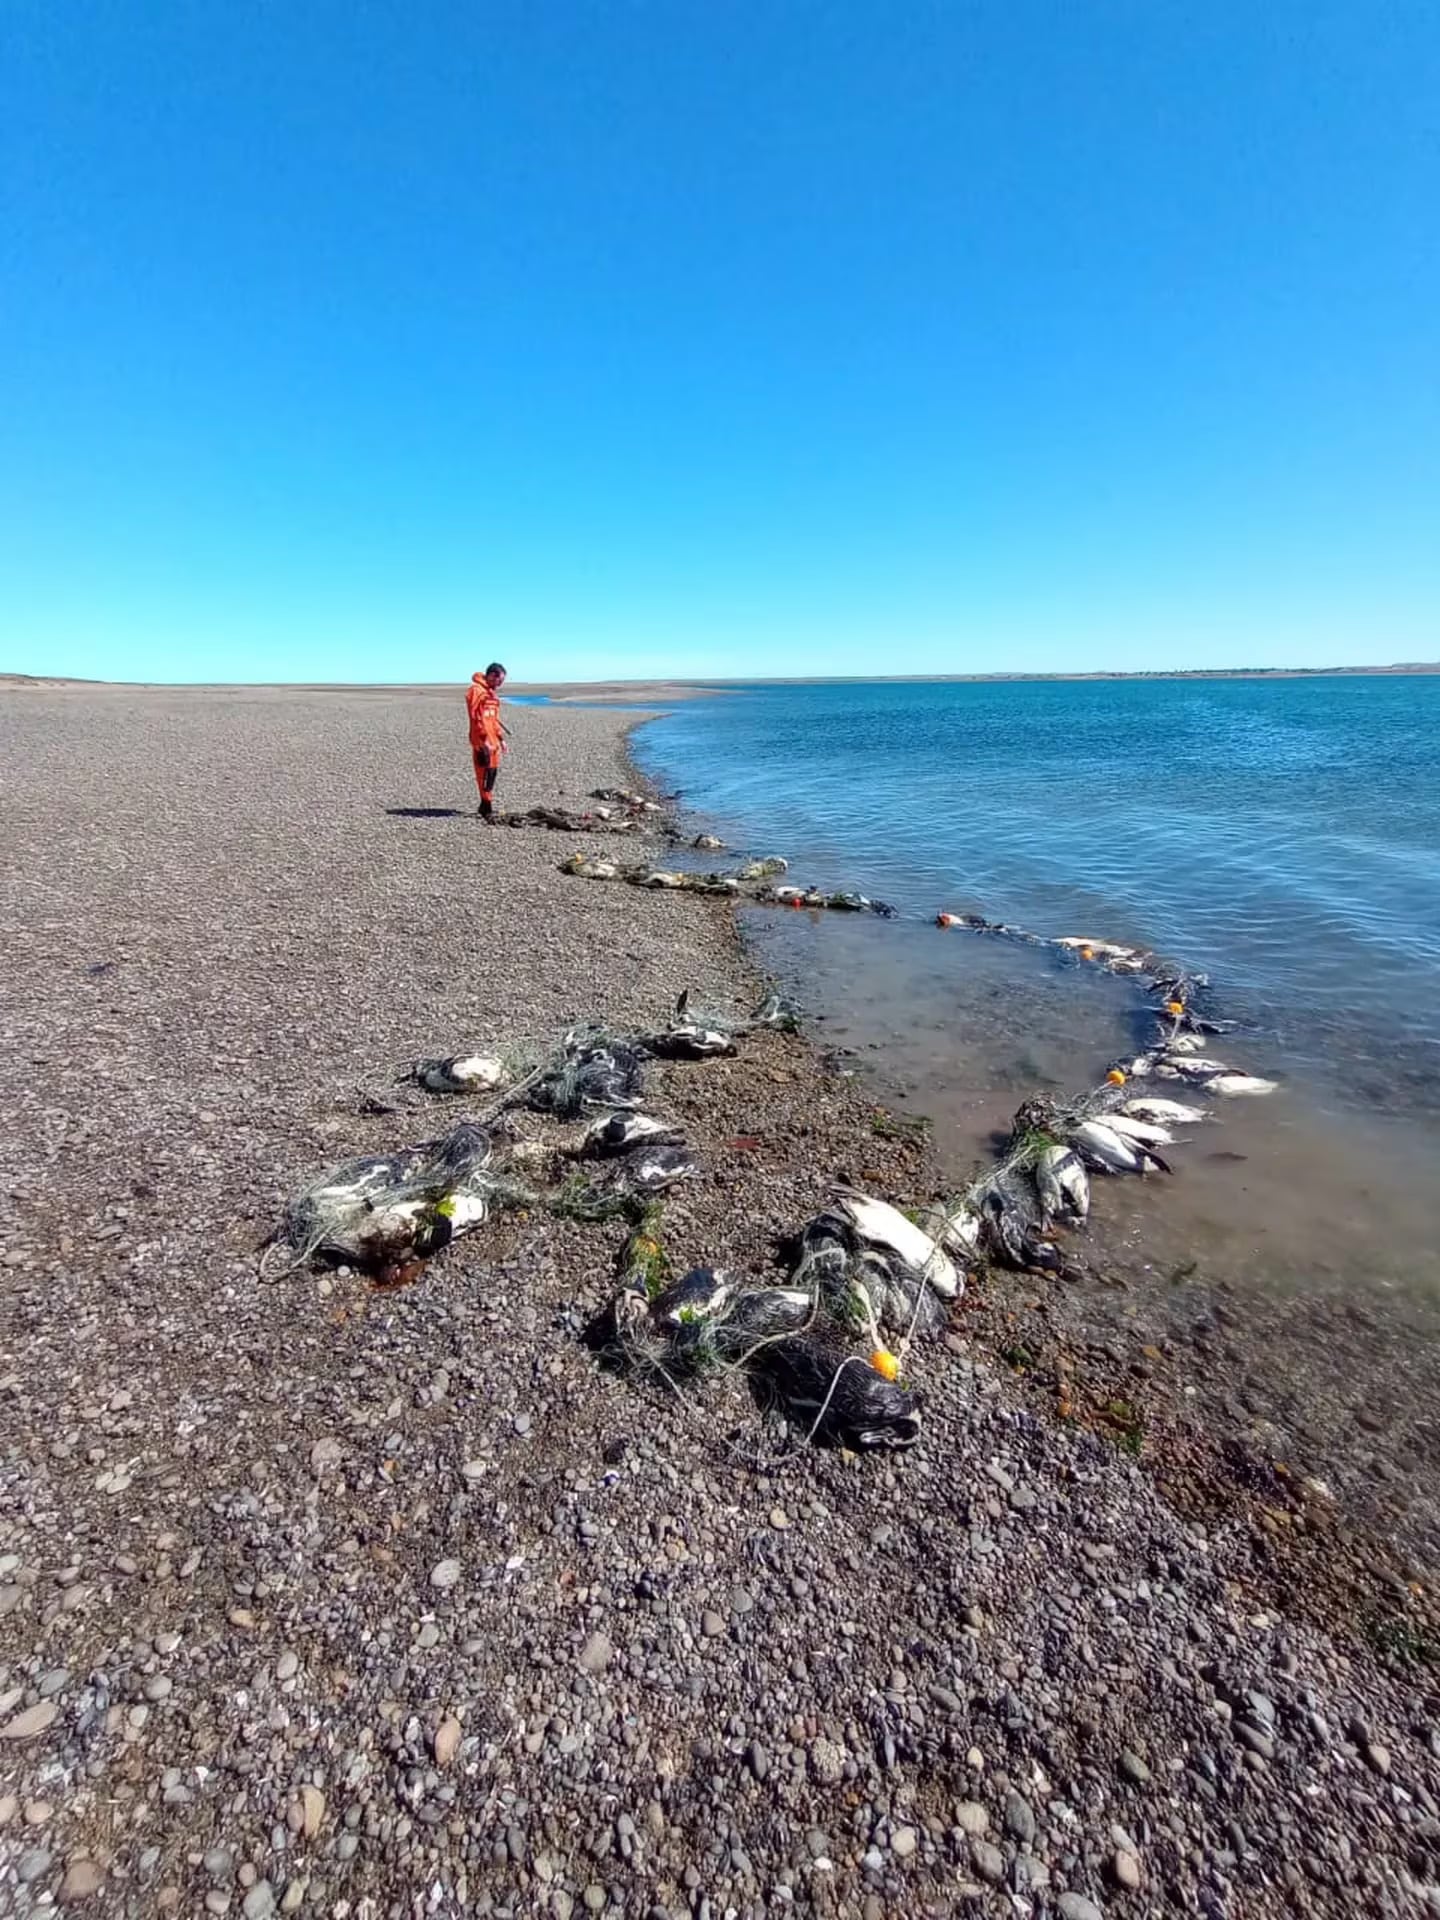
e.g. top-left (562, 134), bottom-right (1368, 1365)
top-left (484, 661), bottom-right (507, 690)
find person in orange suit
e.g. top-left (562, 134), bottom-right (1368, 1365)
top-left (466, 662), bottom-right (508, 820)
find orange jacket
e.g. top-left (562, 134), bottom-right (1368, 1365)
top-left (466, 674), bottom-right (505, 757)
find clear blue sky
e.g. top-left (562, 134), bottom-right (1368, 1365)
top-left (4, 2), bottom-right (1438, 682)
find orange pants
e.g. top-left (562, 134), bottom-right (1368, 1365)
top-left (473, 747), bottom-right (499, 816)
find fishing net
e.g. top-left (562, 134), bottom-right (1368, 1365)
top-left (501, 805), bottom-right (643, 834)
top-left (791, 1215), bottom-right (949, 1341)
top-left (552, 1142), bottom-right (698, 1221)
top-left (599, 1253), bottom-right (919, 1450)
top-left (525, 1029), bottom-right (649, 1119)
top-left (272, 1123), bottom-right (536, 1276)
top-left (750, 1334), bottom-right (921, 1450)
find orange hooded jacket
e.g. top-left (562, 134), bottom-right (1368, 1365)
top-left (466, 674), bottom-right (505, 758)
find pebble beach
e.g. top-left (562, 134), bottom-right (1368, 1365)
top-left (2, 685), bottom-right (1439, 1919)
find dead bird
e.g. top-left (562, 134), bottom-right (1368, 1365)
top-left (691, 833), bottom-right (726, 851)
top-left (1035, 1143), bottom-right (1090, 1226)
top-left (1119, 1095), bottom-right (1208, 1125)
top-left (708, 1285), bottom-right (816, 1357)
top-left (558, 852), bottom-right (622, 881)
top-left (795, 1214), bottom-right (948, 1341)
top-left (823, 1188), bottom-right (960, 1300)
top-left (411, 1053), bottom-right (509, 1095)
top-left (751, 1335), bottom-right (922, 1450)
top-left (1164, 1032), bottom-right (1210, 1055)
top-left (749, 989), bottom-right (800, 1032)
top-left (639, 1023), bottom-right (738, 1060)
top-left (1157, 1052), bottom-right (1234, 1077)
top-left (1103, 1113), bottom-right (1177, 1147)
top-left (591, 786), bottom-right (662, 812)
top-left (981, 1189), bottom-right (1078, 1277)
top-left (1055, 935), bottom-right (1142, 963)
top-left (915, 1199), bottom-right (983, 1259)
top-left (1070, 1118), bottom-right (1171, 1175)
top-left (616, 1141), bottom-right (697, 1192)
top-left (282, 1122), bottom-right (529, 1273)
top-left (1205, 1072), bottom-right (1278, 1097)
top-left (650, 1265), bottom-right (735, 1330)
top-left (736, 855), bottom-right (789, 880)
top-left (757, 883), bottom-right (827, 908)
top-left (579, 1111), bottom-right (683, 1157)
top-left (527, 1034), bottom-right (647, 1117)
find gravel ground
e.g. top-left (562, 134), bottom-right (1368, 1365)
top-left (2, 687), bottom-right (1439, 1919)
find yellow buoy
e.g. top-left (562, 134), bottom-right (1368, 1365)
top-left (870, 1347), bottom-right (899, 1382)
top-left (1106, 1068), bottom-right (1126, 1086)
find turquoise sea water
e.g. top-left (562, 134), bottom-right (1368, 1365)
top-left (635, 676), bottom-right (1440, 1119)
top-left (636, 675), bottom-right (1440, 1556)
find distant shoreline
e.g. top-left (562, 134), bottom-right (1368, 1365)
top-left (3, 661), bottom-right (1437, 697)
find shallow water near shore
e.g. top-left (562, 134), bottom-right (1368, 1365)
top-left (635, 676), bottom-right (1440, 1555)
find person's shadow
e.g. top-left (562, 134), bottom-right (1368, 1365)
top-left (385, 806), bottom-right (465, 819)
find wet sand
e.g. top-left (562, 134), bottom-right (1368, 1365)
top-left (733, 898), bottom-right (1440, 1585)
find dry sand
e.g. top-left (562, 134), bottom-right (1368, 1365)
top-left (2, 688), bottom-right (1439, 1918)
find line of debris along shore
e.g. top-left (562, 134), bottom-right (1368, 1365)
top-left (268, 791), bottom-right (1278, 1458)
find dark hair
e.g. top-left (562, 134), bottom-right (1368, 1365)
top-left (485, 661), bottom-right (507, 677)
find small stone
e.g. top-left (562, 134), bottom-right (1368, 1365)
top-left (769, 1507), bottom-right (790, 1529)
top-left (25, 1799), bottom-right (54, 1825)
top-left (808, 1737), bottom-right (846, 1786)
top-left (1, 1700), bottom-right (58, 1741)
top-left (60, 1859), bottom-right (105, 1903)
top-left (228, 1608), bottom-right (255, 1629)
top-left (434, 1717), bottom-right (462, 1767)
top-left (275, 1651), bottom-right (299, 1682)
top-left (205, 1895), bottom-right (232, 1917)
top-left (1366, 1743), bottom-right (1392, 1776)
top-left (746, 1742), bottom-right (770, 1782)
top-left (0, 1793), bottom-right (17, 1825)
top-left (204, 1850), bottom-right (234, 1881)
top-left (513, 1411), bottom-right (532, 1436)
top-left (890, 1826), bottom-right (918, 1859)
top-left (430, 1559), bottom-right (462, 1591)
top-left (1005, 1792), bottom-right (1037, 1843)
top-left (1111, 1849), bottom-right (1141, 1890)
top-left (701, 1610), bottom-right (725, 1638)
top-left (1058, 1896), bottom-right (1104, 1920)
top-left (281, 1881), bottom-right (307, 1914)
top-left (18, 1848), bottom-right (54, 1884)
top-left (579, 1632), bottom-right (613, 1674)
top-left (1118, 1748), bottom-right (1151, 1785)
top-left (583, 1889), bottom-right (606, 1914)
top-left (971, 1838), bottom-right (1005, 1882)
top-left (309, 1437), bottom-right (342, 1472)
top-left (928, 1683), bottom-right (962, 1713)
top-left (242, 1881), bottom-right (275, 1918)
top-left (299, 1786), bottom-right (325, 1838)
top-left (144, 1675), bottom-right (173, 1702)
top-left (1235, 1722), bottom-right (1275, 1762)
top-left (954, 1801), bottom-right (989, 1836)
